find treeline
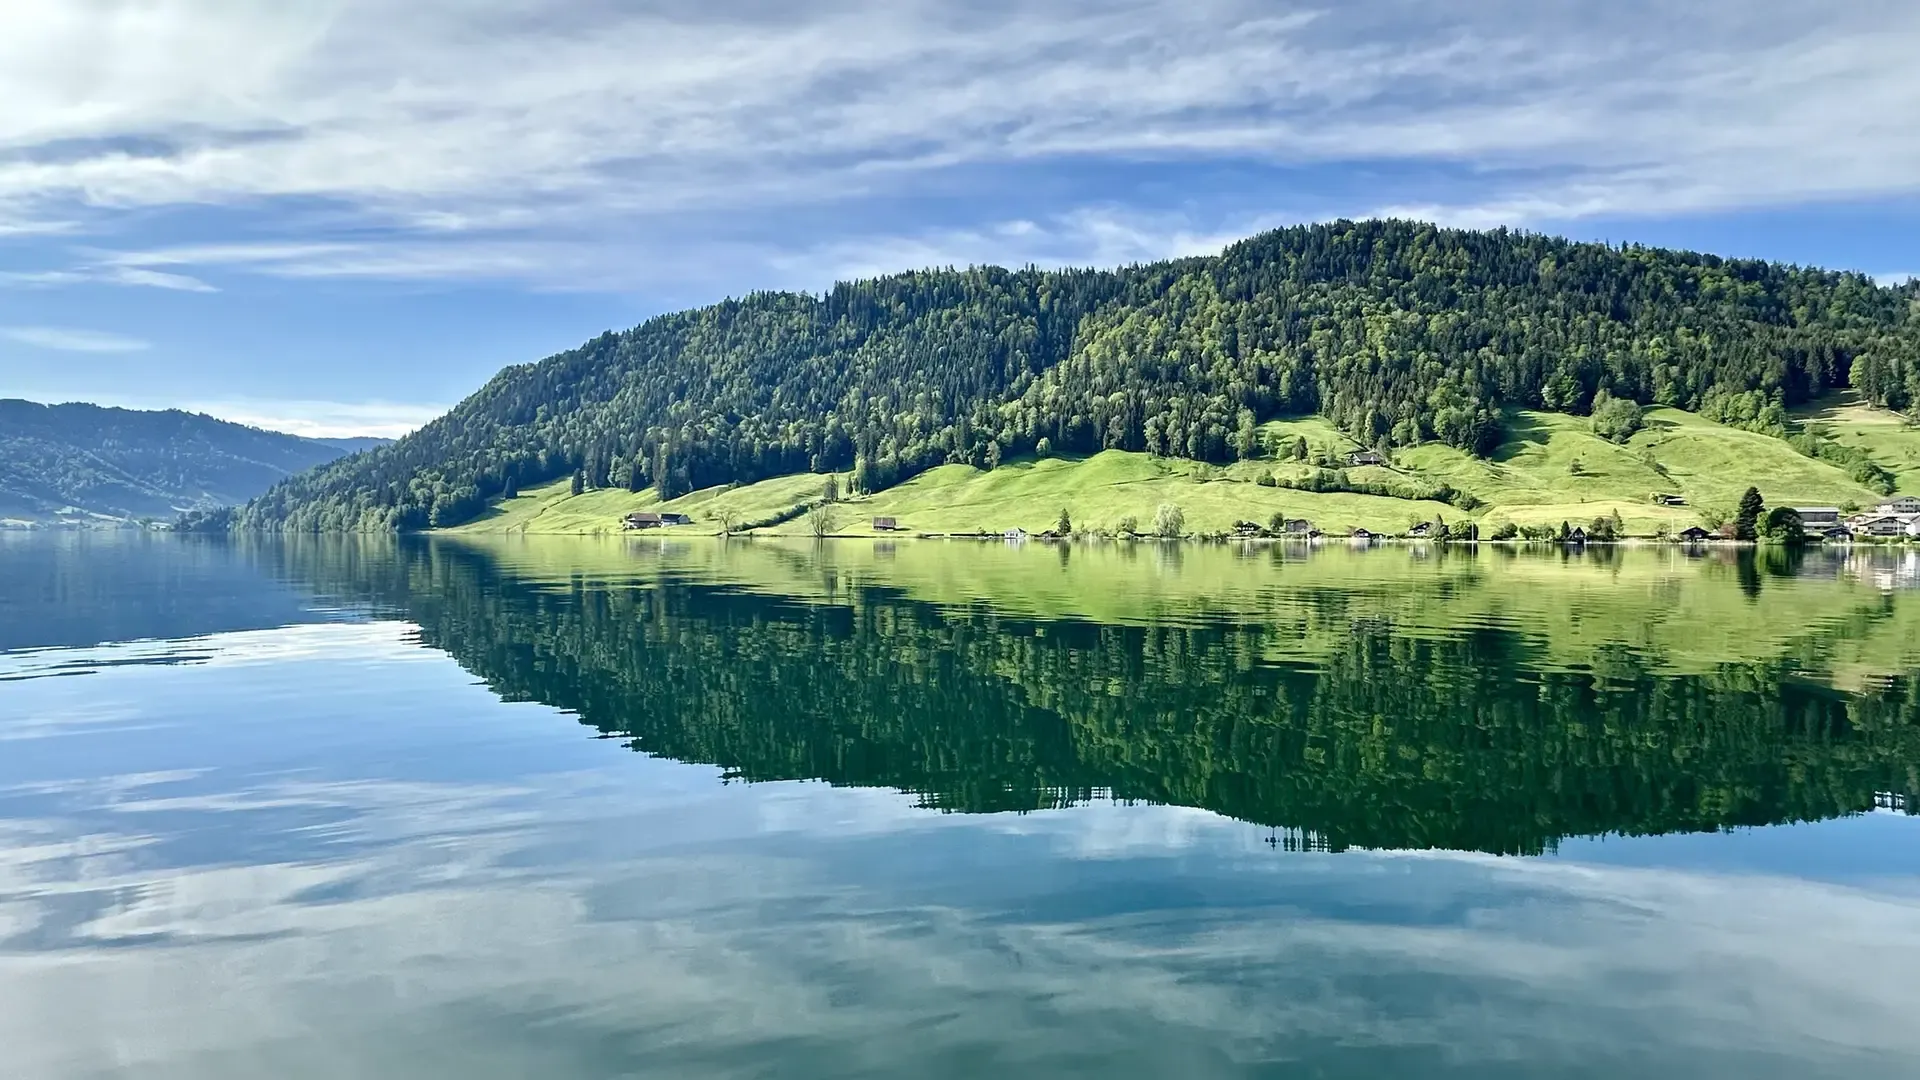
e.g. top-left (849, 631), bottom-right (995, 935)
top-left (258, 538), bottom-right (1920, 854)
top-left (234, 220), bottom-right (1917, 532)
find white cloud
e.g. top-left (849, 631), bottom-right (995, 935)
top-left (0, 1), bottom-right (1917, 288)
top-left (181, 397), bottom-right (443, 439)
top-left (0, 324), bottom-right (149, 353)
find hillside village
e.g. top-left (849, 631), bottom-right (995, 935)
top-left (614, 494), bottom-right (1920, 545)
top-left (458, 397), bottom-right (1920, 545)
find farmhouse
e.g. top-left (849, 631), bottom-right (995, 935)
top-left (1677, 526), bottom-right (1712, 542)
top-left (623, 512), bottom-right (663, 530)
top-left (1855, 515), bottom-right (1910, 537)
top-left (1347, 450), bottom-right (1386, 467)
top-left (1282, 518), bottom-right (1316, 535)
top-left (1350, 527), bottom-right (1376, 541)
top-left (659, 512), bottom-right (694, 526)
top-left (1652, 493), bottom-right (1687, 506)
top-left (1406, 522), bottom-right (1435, 539)
top-left (872, 517), bottom-right (903, 532)
top-left (1566, 527), bottom-right (1587, 545)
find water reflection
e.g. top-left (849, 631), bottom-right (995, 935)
top-left (216, 535), bottom-right (1920, 856)
top-left (4, 535), bottom-right (1920, 1079)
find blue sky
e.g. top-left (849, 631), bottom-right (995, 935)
top-left (1, 0), bottom-right (1918, 437)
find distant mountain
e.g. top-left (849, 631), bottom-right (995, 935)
top-left (311, 436), bottom-right (392, 456)
top-left (0, 400), bottom-right (390, 525)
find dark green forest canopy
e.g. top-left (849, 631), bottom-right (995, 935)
top-left (259, 538), bottom-right (1920, 855)
top-left (235, 219), bottom-right (1920, 532)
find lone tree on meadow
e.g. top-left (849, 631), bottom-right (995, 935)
top-left (807, 503), bottom-right (839, 539)
top-left (1153, 503), bottom-right (1186, 538)
top-left (1735, 486), bottom-right (1765, 542)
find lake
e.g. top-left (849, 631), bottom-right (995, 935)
top-left (4, 532), bottom-right (1920, 1078)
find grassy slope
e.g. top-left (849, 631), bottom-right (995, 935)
top-left (449, 451), bottom-right (1462, 538)
top-left (1402, 407), bottom-right (1883, 533)
top-left (447, 406), bottom-right (1894, 538)
top-left (1793, 392), bottom-right (1920, 496)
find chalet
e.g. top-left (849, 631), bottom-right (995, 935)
top-left (1822, 525), bottom-right (1855, 543)
top-left (1350, 527), bottom-right (1376, 541)
top-left (1231, 520), bottom-right (1264, 538)
top-left (1857, 515), bottom-right (1909, 537)
top-left (1652, 493), bottom-right (1687, 506)
top-left (1283, 518), bottom-right (1316, 535)
top-left (1566, 527), bottom-right (1587, 545)
top-left (1793, 507), bottom-right (1842, 528)
top-left (659, 512), bottom-right (694, 526)
top-left (872, 517), bottom-right (902, 532)
top-left (1347, 450), bottom-right (1386, 467)
top-left (1406, 522), bottom-right (1435, 539)
top-left (1878, 497), bottom-right (1920, 516)
top-left (623, 512), bottom-right (663, 530)
top-left (1004, 527), bottom-right (1029, 542)
top-left (1677, 525), bottom-right (1712, 543)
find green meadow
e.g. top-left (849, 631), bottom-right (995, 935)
top-left (447, 403), bottom-right (1915, 539)
top-left (1794, 392), bottom-right (1920, 496)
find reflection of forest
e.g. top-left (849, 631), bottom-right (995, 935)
top-left (252, 536), bottom-right (1920, 855)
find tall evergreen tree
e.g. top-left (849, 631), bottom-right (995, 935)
top-left (1735, 487), bottom-right (1766, 541)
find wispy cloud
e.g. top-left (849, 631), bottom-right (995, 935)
top-left (0, 259), bottom-right (218, 292)
top-left (0, 325), bottom-right (149, 353)
top-left (0, 1), bottom-right (1915, 289)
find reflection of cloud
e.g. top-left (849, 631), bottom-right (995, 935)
top-left (0, 624), bottom-right (427, 686)
top-left (4, 763), bottom-right (1920, 1078)
top-left (6, 619), bottom-right (1920, 1076)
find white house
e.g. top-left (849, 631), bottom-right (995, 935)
top-left (1856, 515), bottom-right (1910, 537)
top-left (1878, 497), bottom-right (1920, 516)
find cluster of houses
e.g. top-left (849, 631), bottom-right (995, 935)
top-left (622, 511), bottom-right (695, 530)
top-left (1844, 497), bottom-right (1920, 539)
top-left (1231, 519), bottom-right (1320, 539)
top-left (1667, 497), bottom-right (1920, 544)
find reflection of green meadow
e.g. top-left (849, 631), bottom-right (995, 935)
top-left (434, 535), bottom-right (1920, 688)
top-left (269, 533), bottom-right (1920, 856)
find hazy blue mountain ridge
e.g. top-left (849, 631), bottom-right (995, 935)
top-left (0, 399), bottom-right (389, 524)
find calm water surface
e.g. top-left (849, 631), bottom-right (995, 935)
top-left (4, 532), bottom-right (1920, 1078)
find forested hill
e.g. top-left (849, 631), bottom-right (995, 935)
top-left (236, 219), bottom-right (1920, 532)
top-left (0, 400), bottom-right (387, 524)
